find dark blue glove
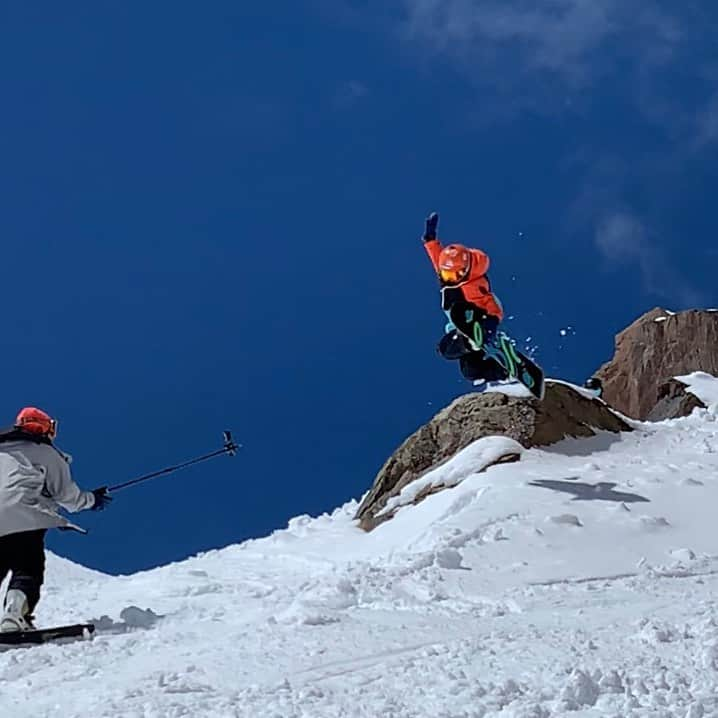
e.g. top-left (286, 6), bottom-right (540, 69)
top-left (91, 487), bottom-right (113, 511)
top-left (424, 212), bottom-right (439, 241)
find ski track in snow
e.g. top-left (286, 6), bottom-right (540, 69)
top-left (4, 379), bottom-right (718, 716)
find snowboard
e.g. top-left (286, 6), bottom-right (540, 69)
top-left (448, 304), bottom-right (545, 400)
top-left (0, 622), bottom-right (95, 648)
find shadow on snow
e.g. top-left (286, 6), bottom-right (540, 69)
top-left (528, 479), bottom-right (650, 503)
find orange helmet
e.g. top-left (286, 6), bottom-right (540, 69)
top-left (15, 407), bottom-right (57, 439)
top-left (438, 244), bottom-right (471, 284)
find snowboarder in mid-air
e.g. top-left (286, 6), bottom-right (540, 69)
top-left (422, 212), bottom-right (544, 398)
top-left (0, 408), bottom-right (111, 632)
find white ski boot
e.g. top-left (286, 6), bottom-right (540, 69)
top-left (0, 590), bottom-right (32, 632)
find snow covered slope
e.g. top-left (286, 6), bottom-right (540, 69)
top-left (6, 375), bottom-right (718, 717)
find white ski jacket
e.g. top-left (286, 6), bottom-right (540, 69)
top-left (0, 438), bottom-right (95, 537)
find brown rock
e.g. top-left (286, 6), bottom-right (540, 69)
top-left (596, 308), bottom-right (718, 419)
top-left (356, 381), bottom-right (630, 531)
top-left (646, 378), bottom-right (705, 422)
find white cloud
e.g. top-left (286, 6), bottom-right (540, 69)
top-left (333, 80), bottom-right (370, 110)
top-left (595, 212), bottom-right (648, 263)
top-left (403, 0), bottom-right (614, 85)
top-left (403, 3), bottom-right (667, 67)
top-left (594, 211), bottom-right (703, 306)
top-left (397, 1), bottom-right (690, 122)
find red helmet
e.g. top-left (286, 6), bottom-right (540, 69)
top-left (438, 244), bottom-right (471, 284)
top-left (15, 407), bottom-right (57, 439)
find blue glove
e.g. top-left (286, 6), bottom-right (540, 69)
top-left (424, 212), bottom-right (439, 241)
top-left (91, 487), bottom-right (113, 511)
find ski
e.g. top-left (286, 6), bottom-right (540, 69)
top-left (0, 622), bottom-right (94, 647)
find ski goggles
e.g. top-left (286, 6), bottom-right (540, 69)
top-left (48, 419), bottom-right (58, 439)
top-left (439, 268), bottom-right (466, 283)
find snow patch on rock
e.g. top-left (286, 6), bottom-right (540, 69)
top-left (380, 436), bottom-right (523, 516)
top-left (676, 371), bottom-right (718, 408)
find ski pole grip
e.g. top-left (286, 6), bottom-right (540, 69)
top-left (223, 430), bottom-right (239, 456)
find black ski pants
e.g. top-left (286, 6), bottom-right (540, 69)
top-left (0, 529), bottom-right (47, 612)
top-left (437, 314), bottom-right (506, 382)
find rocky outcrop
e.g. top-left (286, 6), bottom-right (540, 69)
top-left (646, 378), bottom-right (706, 422)
top-left (595, 308), bottom-right (718, 420)
top-left (356, 381), bottom-right (630, 531)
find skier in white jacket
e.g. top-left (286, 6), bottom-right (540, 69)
top-left (0, 407), bottom-right (110, 632)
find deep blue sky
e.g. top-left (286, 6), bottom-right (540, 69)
top-left (1, 2), bottom-right (717, 574)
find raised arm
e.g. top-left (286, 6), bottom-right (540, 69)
top-left (422, 211), bottom-right (442, 271)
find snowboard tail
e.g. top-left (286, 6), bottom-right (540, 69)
top-left (0, 622), bottom-right (94, 647)
top-left (449, 304), bottom-right (545, 400)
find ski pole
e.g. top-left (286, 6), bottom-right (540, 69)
top-left (107, 431), bottom-right (240, 493)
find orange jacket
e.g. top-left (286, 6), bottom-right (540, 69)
top-left (424, 238), bottom-right (504, 320)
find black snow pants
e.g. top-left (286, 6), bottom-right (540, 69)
top-left (437, 313), bottom-right (507, 382)
top-left (0, 529), bottom-right (47, 612)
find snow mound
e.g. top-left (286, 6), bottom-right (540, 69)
top-left (8, 398), bottom-right (718, 716)
top-left (380, 436), bottom-right (523, 516)
top-left (676, 371), bottom-right (718, 408)
top-left (547, 378), bottom-right (606, 401)
top-left (483, 381), bottom-right (534, 398)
